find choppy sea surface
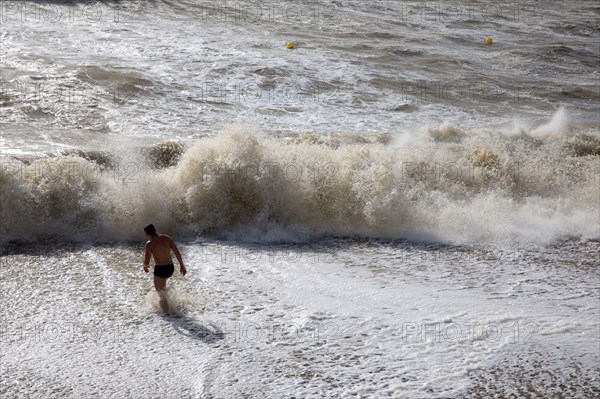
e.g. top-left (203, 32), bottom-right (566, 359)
top-left (1, 1), bottom-right (599, 398)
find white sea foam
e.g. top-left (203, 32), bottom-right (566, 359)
top-left (531, 107), bottom-right (571, 138)
top-left (144, 286), bottom-right (182, 314)
top-left (2, 111), bottom-right (598, 243)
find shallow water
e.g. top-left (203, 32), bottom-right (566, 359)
top-left (1, 239), bottom-right (598, 398)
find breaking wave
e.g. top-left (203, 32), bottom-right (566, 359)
top-left (1, 110), bottom-right (599, 243)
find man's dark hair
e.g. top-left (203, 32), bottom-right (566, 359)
top-left (144, 224), bottom-right (157, 235)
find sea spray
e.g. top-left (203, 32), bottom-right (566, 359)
top-left (2, 112), bottom-right (598, 243)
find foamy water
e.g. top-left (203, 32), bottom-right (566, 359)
top-left (1, 1), bottom-right (599, 398)
top-left (2, 116), bottom-right (599, 244)
top-left (1, 240), bottom-right (598, 398)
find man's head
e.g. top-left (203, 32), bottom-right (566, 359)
top-left (144, 224), bottom-right (157, 236)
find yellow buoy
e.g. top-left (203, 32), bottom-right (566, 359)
top-left (408, 9), bottom-right (414, 15)
top-left (286, 42), bottom-right (295, 49)
top-left (485, 37), bottom-right (493, 45)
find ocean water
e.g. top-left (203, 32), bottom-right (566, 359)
top-left (1, 1), bottom-right (599, 398)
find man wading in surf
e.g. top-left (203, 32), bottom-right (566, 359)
top-left (143, 224), bottom-right (187, 312)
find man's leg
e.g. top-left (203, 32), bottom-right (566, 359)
top-left (153, 276), bottom-right (169, 313)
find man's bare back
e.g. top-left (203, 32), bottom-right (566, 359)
top-left (145, 234), bottom-right (178, 267)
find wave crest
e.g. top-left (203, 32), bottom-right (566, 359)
top-left (2, 118), bottom-right (598, 243)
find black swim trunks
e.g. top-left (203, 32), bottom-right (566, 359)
top-left (154, 264), bottom-right (174, 278)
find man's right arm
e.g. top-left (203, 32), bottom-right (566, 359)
top-left (143, 242), bottom-right (151, 273)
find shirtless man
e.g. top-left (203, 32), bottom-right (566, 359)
top-left (143, 224), bottom-right (187, 312)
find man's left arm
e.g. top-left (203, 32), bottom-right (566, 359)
top-left (170, 238), bottom-right (187, 276)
